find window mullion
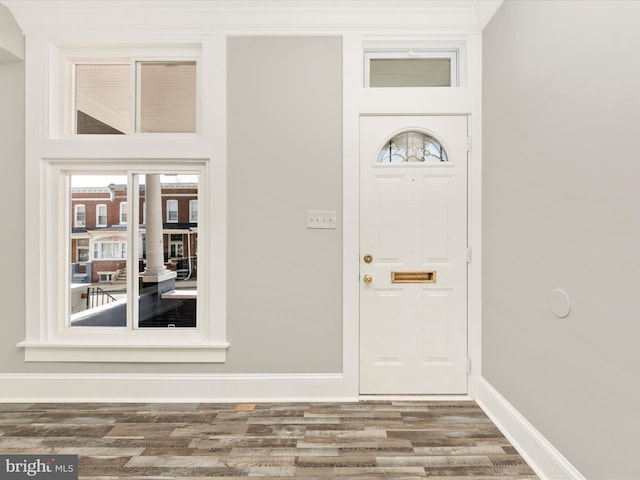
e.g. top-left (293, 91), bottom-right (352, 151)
top-left (129, 173), bottom-right (139, 331)
top-left (133, 60), bottom-right (141, 134)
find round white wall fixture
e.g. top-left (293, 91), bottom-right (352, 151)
top-left (550, 289), bottom-right (571, 318)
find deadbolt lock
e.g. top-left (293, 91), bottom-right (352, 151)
top-left (363, 254), bottom-right (373, 264)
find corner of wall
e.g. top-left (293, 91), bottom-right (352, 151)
top-left (476, 377), bottom-right (585, 480)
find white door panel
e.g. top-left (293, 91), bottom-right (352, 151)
top-left (360, 115), bottom-right (468, 394)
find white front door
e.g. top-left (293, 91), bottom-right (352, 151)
top-left (359, 115), bottom-right (468, 394)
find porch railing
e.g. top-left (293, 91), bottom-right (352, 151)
top-left (86, 287), bottom-right (118, 309)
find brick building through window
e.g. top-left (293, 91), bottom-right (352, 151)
top-left (70, 181), bottom-right (198, 284)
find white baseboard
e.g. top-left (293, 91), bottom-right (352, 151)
top-left (0, 373), bottom-right (357, 403)
top-left (359, 394), bottom-right (472, 401)
top-left (476, 377), bottom-right (585, 480)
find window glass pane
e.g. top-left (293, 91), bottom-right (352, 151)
top-left (69, 174), bottom-right (128, 327)
top-left (377, 130), bottom-right (449, 163)
top-left (78, 248), bottom-right (89, 263)
top-left (75, 64), bottom-right (131, 134)
top-left (139, 174), bottom-right (198, 328)
top-left (120, 202), bottom-right (127, 224)
top-left (139, 62), bottom-right (196, 133)
top-left (189, 200), bottom-right (198, 223)
top-left (75, 205), bottom-right (85, 226)
top-left (370, 58), bottom-right (451, 87)
top-left (68, 173), bottom-right (198, 329)
top-left (96, 205), bottom-right (107, 226)
top-left (167, 199), bottom-right (178, 222)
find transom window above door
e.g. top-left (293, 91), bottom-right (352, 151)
top-left (377, 130), bottom-right (449, 163)
top-left (365, 49), bottom-right (458, 88)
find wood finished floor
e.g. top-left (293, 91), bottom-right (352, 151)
top-left (0, 401), bottom-right (538, 479)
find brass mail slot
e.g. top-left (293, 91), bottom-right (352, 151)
top-left (391, 271), bottom-right (436, 283)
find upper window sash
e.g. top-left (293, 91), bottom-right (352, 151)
top-left (53, 44), bottom-right (202, 139)
top-left (71, 60), bottom-right (197, 135)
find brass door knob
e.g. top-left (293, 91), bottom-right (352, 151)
top-left (363, 254), bottom-right (373, 264)
top-left (363, 274), bottom-right (373, 284)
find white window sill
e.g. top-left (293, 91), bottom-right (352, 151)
top-left (17, 342), bottom-right (229, 363)
top-left (161, 289), bottom-right (197, 299)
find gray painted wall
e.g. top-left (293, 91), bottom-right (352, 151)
top-left (1, 34), bottom-right (343, 374)
top-left (0, 55), bottom-right (25, 372)
top-left (226, 36), bottom-right (343, 373)
top-left (482, 2), bottom-right (640, 478)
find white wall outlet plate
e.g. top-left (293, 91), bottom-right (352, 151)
top-left (306, 210), bottom-right (337, 229)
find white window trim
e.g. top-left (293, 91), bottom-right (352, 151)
top-left (96, 204), bottom-right (107, 227)
top-left (74, 204), bottom-right (85, 227)
top-left (166, 199), bottom-right (178, 223)
top-left (20, 160), bottom-right (227, 363)
top-left (54, 44), bottom-right (202, 139)
top-left (119, 202), bottom-right (127, 224)
top-left (20, 37), bottom-right (228, 363)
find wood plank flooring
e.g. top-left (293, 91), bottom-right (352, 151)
top-left (0, 401), bottom-right (538, 479)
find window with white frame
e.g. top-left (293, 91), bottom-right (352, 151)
top-left (69, 172), bottom-right (199, 330)
top-left (73, 61), bottom-right (196, 135)
top-left (48, 43), bottom-right (201, 138)
top-left (98, 273), bottom-right (114, 283)
top-left (167, 199), bottom-right (178, 223)
top-left (189, 199), bottom-right (198, 223)
top-left (93, 240), bottom-right (127, 260)
top-left (74, 204), bottom-right (85, 227)
top-left (96, 204), bottom-right (107, 227)
top-left (119, 202), bottom-right (127, 224)
top-left (20, 41), bottom-right (228, 363)
top-left (364, 49), bottom-right (459, 87)
top-left (19, 163), bottom-right (227, 361)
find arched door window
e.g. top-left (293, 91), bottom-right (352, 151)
top-left (377, 130), bottom-right (448, 163)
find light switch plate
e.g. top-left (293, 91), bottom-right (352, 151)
top-left (306, 210), bottom-right (337, 229)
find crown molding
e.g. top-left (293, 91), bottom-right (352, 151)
top-left (3, 1), bottom-right (502, 36)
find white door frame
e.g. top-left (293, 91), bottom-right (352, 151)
top-left (342, 35), bottom-right (483, 400)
